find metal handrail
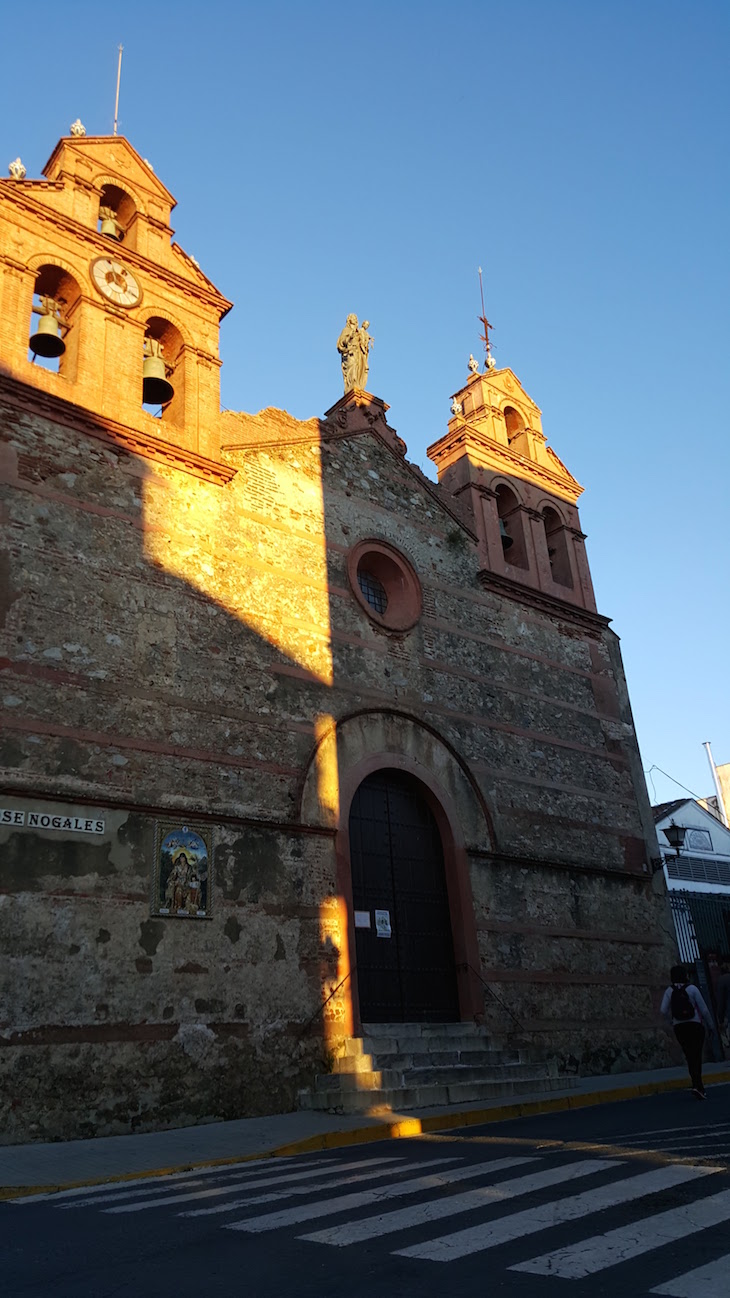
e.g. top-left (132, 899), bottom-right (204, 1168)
top-left (459, 961), bottom-right (525, 1031)
top-left (298, 968), bottom-right (354, 1039)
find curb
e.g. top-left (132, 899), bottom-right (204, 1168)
top-left (4, 1069), bottom-right (730, 1202)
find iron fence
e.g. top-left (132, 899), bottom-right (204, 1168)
top-left (670, 889), bottom-right (730, 962)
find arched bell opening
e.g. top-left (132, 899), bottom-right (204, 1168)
top-left (495, 483), bottom-right (529, 570)
top-left (142, 316), bottom-right (184, 424)
top-left (28, 264), bottom-right (81, 379)
top-left (543, 505), bottom-right (573, 588)
top-left (97, 184), bottom-right (137, 246)
top-left (503, 405), bottom-right (524, 443)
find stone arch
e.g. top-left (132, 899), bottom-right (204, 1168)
top-left (494, 480), bottom-right (529, 570)
top-left (27, 262), bottom-right (83, 381)
top-left (94, 173), bottom-right (146, 211)
top-left (300, 709), bottom-right (492, 1028)
top-left (141, 313), bottom-right (187, 426)
top-left (25, 251), bottom-right (85, 280)
top-left (540, 501), bottom-right (574, 588)
top-left (502, 404), bottom-right (525, 441)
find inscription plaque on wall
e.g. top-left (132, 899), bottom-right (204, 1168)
top-left (0, 808), bottom-right (105, 834)
top-left (152, 821), bottom-right (213, 920)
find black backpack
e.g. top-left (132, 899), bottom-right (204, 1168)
top-left (671, 983), bottom-right (695, 1021)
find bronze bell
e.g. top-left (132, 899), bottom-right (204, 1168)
top-left (29, 307), bottom-right (66, 358)
top-left (99, 207), bottom-right (123, 240)
top-left (142, 345), bottom-right (174, 406)
top-left (499, 518), bottom-right (513, 551)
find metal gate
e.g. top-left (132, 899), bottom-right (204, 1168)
top-left (670, 890), bottom-right (730, 963)
top-left (669, 889), bottom-right (730, 1062)
top-left (349, 770), bottom-right (460, 1024)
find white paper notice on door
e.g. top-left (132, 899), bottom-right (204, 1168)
top-left (354, 910), bottom-right (371, 929)
top-left (375, 909), bottom-right (392, 938)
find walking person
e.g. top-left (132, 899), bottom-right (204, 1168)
top-left (660, 964), bottom-right (714, 1099)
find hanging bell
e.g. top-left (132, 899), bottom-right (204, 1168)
top-left (100, 216), bottom-right (121, 239)
top-left (142, 352), bottom-right (174, 406)
top-left (499, 518), bottom-right (513, 551)
top-left (29, 312), bottom-right (65, 358)
top-left (99, 208), bottom-right (123, 240)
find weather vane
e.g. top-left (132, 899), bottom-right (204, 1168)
top-left (477, 267), bottom-right (496, 371)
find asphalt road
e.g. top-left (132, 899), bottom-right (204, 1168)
top-left (3, 1086), bottom-right (730, 1298)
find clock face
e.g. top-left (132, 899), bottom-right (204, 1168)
top-left (90, 257), bottom-right (142, 308)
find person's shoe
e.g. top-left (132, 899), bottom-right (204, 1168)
top-left (692, 1087), bottom-right (706, 1100)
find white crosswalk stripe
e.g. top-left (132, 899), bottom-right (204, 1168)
top-left (104, 1156), bottom-right (458, 1214)
top-left (225, 1156), bottom-right (537, 1233)
top-left (8, 1155), bottom-right (313, 1204)
top-left (511, 1187), bottom-right (730, 1278)
top-left (17, 1141), bottom-right (730, 1297)
top-left (179, 1159), bottom-right (460, 1218)
top-left (67, 1156), bottom-right (398, 1210)
top-left (300, 1158), bottom-right (617, 1246)
top-left (651, 1251), bottom-right (730, 1297)
top-left (394, 1163), bottom-right (716, 1261)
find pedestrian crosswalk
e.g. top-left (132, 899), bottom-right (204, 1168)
top-left (12, 1145), bottom-right (730, 1295)
top-left (600, 1118), bottom-right (730, 1160)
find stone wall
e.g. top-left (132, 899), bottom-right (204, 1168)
top-left (0, 378), bottom-right (676, 1141)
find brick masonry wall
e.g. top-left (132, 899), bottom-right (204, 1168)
top-left (0, 383), bottom-right (677, 1141)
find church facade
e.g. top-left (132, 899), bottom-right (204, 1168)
top-left (0, 132), bottom-right (675, 1143)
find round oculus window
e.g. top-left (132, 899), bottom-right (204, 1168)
top-left (347, 540), bottom-right (422, 632)
top-left (357, 567), bottom-right (388, 614)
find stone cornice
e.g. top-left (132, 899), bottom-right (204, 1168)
top-left (429, 426), bottom-right (583, 504)
top-left (0, 373), bottom-right (235, 487)
top-left (477, 568), bottom-right (611, 635)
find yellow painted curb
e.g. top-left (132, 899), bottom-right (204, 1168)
top-left (4, 1070), bottom-right (730, 1201)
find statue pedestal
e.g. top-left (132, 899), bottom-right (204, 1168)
top-left (324, 388), bottom-right (389, 420)
top-left (323, 389), bottom-right (407, 458)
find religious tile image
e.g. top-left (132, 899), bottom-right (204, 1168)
top-left (153, 822), bottom-right (212, 919)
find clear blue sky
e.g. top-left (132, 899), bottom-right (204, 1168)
top-left (2, 1), bottom-right (728, 809)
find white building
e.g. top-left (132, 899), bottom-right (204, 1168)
top-left (654, 798), bottom-right (730, 895)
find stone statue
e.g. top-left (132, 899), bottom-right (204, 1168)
top-left (337, 314), bottom-right (373, 391)
top-left (356, 320), bottom-right (373, 388)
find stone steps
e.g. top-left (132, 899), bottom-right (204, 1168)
top-left (333, 1049), bottom-right (521, 1074)
top-left (298, 1021), bottom-right (575, 1115)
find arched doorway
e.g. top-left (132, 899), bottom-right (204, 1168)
top-left (349, 769), bottom-right (460, 1023)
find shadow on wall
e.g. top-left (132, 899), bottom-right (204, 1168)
top-left (0, 367), bottom-right (361, 1137)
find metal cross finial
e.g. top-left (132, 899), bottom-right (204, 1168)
top-left (477, 266), bottom-right (495, 371)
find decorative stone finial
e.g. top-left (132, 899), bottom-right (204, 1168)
top-left (451, 398), bottom-right (462, 415)
top-left (69, 119), bottom-right (86, 137)
top-left (468, 354), bottom-right (479, 375)
top-left (8, 157), bottom-right (26, 180)
top-left (337, 314), bottom-right (374, 392)
top-left (486, 353), bottom-right (497, 371)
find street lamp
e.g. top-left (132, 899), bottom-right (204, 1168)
top-left (664, 820), bottom-right (687, 855)
top-left (652, 819), bottom-right (687, 874)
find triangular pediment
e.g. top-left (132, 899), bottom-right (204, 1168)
top-left (43, 136), bottom-right (175, 209)
top-left (479, 366), bottom-right (542, 416)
